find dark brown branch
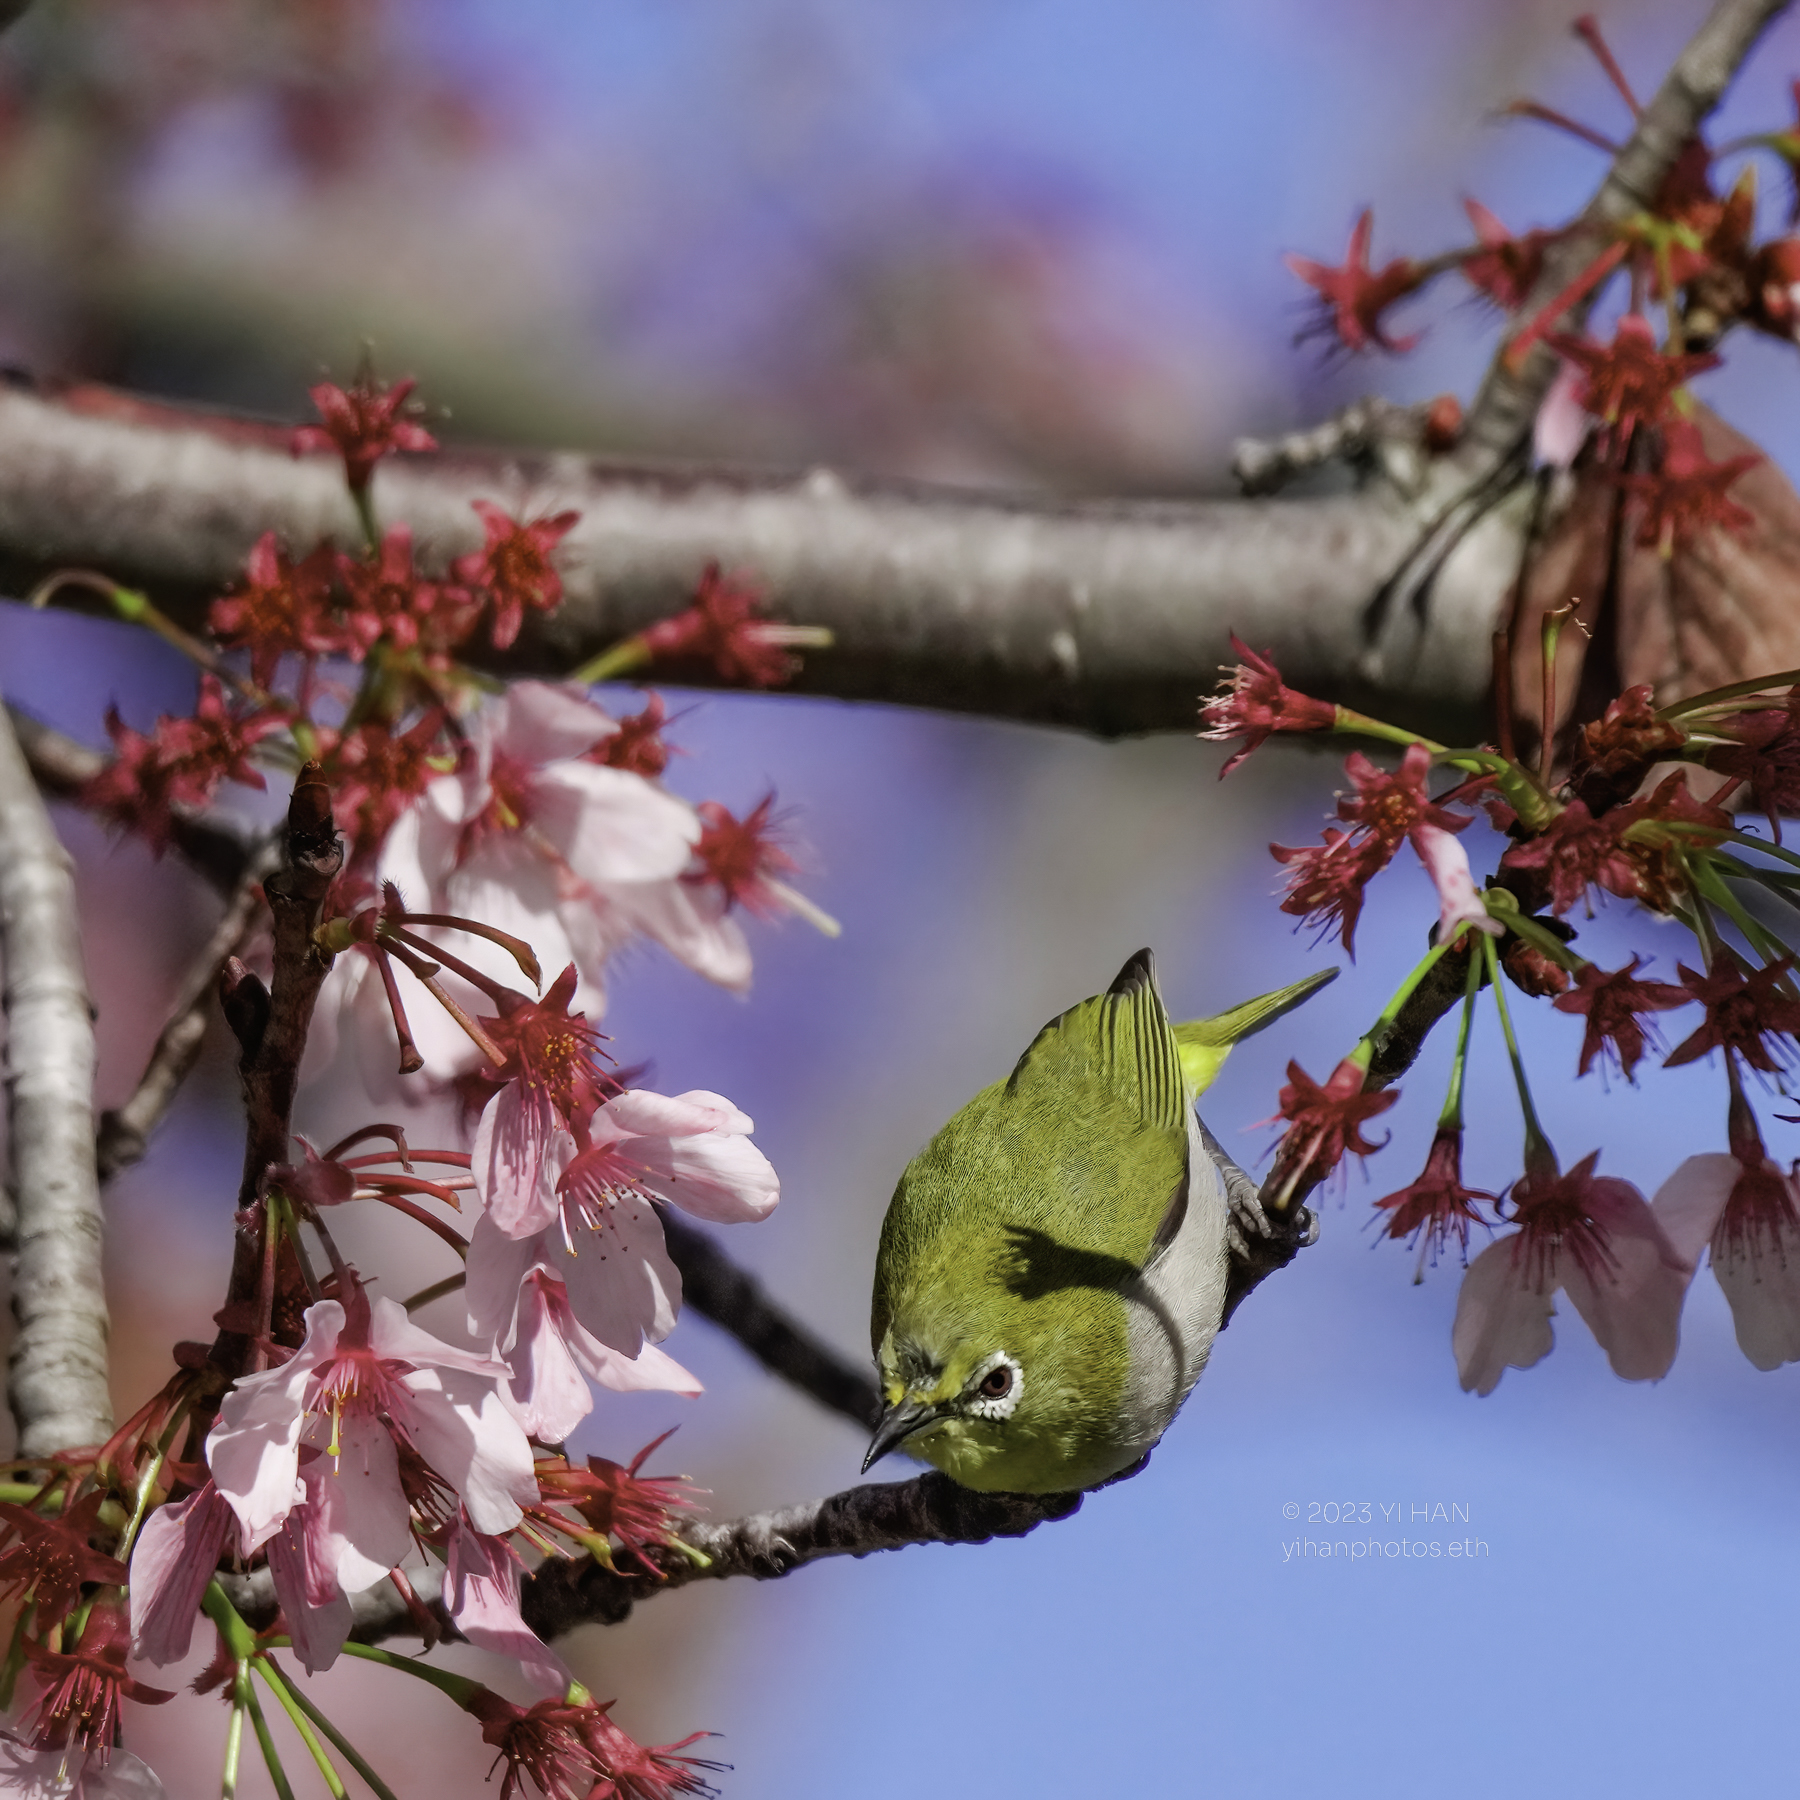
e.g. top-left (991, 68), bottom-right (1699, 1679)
top-left (213, 1471), bottom-right (1081, 1646)
top-left (660, 1213), bottom-right (881, 1430)
top-left (95, 837), bottom-right (279, 1181)
top-left (203, 768), bottom-right (341, 1389)
top-left (519, 1473), bottom-right (1080, 1638)
top-left (0, 702), bottom-right (111, 1455)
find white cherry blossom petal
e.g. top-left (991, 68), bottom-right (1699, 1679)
top-left (1453, 1236), bottom-right (1557, 1395)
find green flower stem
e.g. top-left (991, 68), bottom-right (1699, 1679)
top-left (268, 1191), bottom-right (323, 1303)
top-left (333, 1640), bottom-right (487, 1709)
top-left (221, 1692), bottom-right (247, 1800)
top-left (0, 1483), bottom-right (59, 1507)
top-left (1330, 711), bottom-right (1446, 753)
top-left (1689, 857), bottom-right (1792, 965)
top-left (259, 1660), bottom-right (403, 1800)
top-left (1329, 709), bottom-right (1515, 783)
top-left (400, 1271), bottom-right (467, 1312)
top-left (1712, 828), bottom-right (1800, 876)
top-left (241, 1666), bottom-right (299, 1800)
top-left (0, 1604), bottom-right (31, 1712)
top-left (1481, 931), bottom-right (1555, 1174)
top-left (253, 1661), bottom-right (349, 1800)
top-left (1479, 894), bottom-right (1585, 969)
top-left (202, 1582), bottom-right (261, 1662)
top-left (1658, 667), bottom-right (1800, 716)
top-left (1436, 951), bottom-right (1485, 1135)
top-left (1353, 938), bottom-right (1456, 1063)
top-left (30, 571), bottom-right (271, 706)
top-left (352, 485), bottom-right (382, 557)
top-left (1708, 849), bottom-right (1800, 895)
top-left (116, 1392), bottom-right (197, 1564)
top-left (571, 635), bottom-right (654, 685)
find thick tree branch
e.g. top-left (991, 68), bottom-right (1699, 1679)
top-left (0, 391), bottom-right (1498, 736)
top-left (0, 704), bottom-right (111, 1455)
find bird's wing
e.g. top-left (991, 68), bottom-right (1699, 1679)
top-left (1006, 948), bottom-right (1186, 1134)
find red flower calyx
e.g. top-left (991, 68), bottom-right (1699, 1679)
top-left (1552, 956), bottom-right (1689, 1080)
top-left (1200, 635), bottom-right (1339, 776)
top-left (1664, 953), bottom-right (1800, 1075)
top-left (1372, 1128), bottom-right (1495, 1272)
top-left (639, 562), bottom-right (831, 689)
top-left (293, 371), bottom-right (437, 493)
top-left (1284, 209), bottom-right (1427, 353)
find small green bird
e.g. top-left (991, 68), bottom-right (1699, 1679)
top-left (866, 950), bottom-right (1333, 1494)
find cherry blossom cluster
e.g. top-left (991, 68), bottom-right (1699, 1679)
top-left (1207, 632), bottom-right (1800, 1399)
top-left (1285, 15), bottom-right (1800, 555)
top-left (1222, 14), bottom-right (1800, 1401)
top-left (6, 368), bottom-right (839, 1797)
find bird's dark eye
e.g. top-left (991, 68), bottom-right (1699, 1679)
top-left (978, 1365), bottom-right (1012, 1399)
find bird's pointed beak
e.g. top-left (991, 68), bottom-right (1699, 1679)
top-left (862, 1396), bottom-right (941, 1474)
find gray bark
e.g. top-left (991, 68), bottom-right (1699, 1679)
top-left (0, 702), bottom-right (111, 1455)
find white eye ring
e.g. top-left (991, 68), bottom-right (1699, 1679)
top-left (965, 1352), bottom-right (1024, 1421)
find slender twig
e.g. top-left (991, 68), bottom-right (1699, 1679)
top-left (660, 1214), bottom-right (881, 1430)
top-left (0, 703), bottom-right (111, 1455)
top-left (96, 838), bottom-right (280, 1180)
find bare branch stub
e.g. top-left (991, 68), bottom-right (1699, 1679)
top-left (0, 702), bottom-right (111, 1456)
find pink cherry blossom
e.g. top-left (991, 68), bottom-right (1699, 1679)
top-left (263, 1456), bottom-right (360, 1674)
top-left (1532, 359), bottom-right (1591, 468)
top-left (307, 681), bottom-right (705, 1086)
top-left (1653, 1152), bottom-right (1800, 1371)
top-left (500, 1269), bottom-right (702, 1444)
top-left (469, 1087), bottom-right (778, 1356)
top-left (1453, 1154), bottom-right (1691, 1394)
top-left (1411, 823), bottom-right (1501, 946)
top-left (444, 1514), bottom-right (571, 1699)
top-left (206, 1282), bottom-right (537, 1585)
top-left (127, 1482), bottom-right (233, 1668)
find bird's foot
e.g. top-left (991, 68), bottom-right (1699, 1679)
top-left (1199, 1114), bottom-right (1318, 1327)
